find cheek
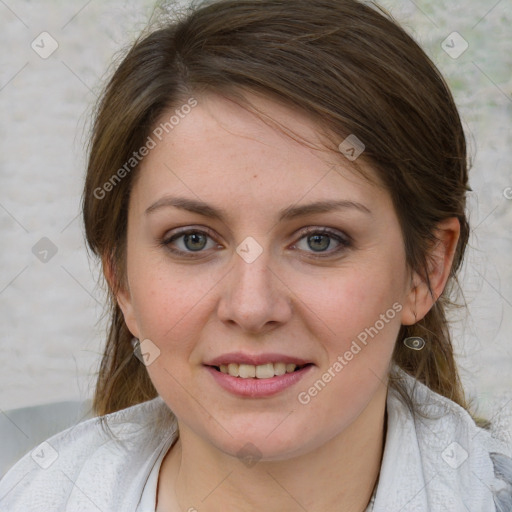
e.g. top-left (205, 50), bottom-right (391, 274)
top-left (292, 270), bottom-right (401, 430)
top-left (294, 264), bottom-right (403, 346)
top-left (128, 255), bottom-right (209, 345)
top-left (128, 263), bottom-right (210, 406)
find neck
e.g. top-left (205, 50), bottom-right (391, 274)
top-left (158, 387), bottom-right (387, 512)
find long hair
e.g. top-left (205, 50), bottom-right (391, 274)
top-left (83, 0), bottom-right (472, 420)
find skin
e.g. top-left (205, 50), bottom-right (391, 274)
top-left (111, 91), bottom-right (460, 511)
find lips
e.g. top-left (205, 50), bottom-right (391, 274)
top-left (205, 364), bottom-right (313, 397)
top-left (203, 352), bottom-right (314, 396)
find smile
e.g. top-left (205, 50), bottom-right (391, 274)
top-left (204, 359), bottom-right (314, 397)
top-left (215, 362), bottom-right (308, 379)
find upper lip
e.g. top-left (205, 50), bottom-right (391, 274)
top-left (204, 352), bottom-right (312, 367)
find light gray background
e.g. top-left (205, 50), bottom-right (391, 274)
top-left (0, 0), bottom-right (511, 419)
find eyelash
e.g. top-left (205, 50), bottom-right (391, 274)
top-left (160, 226), bottom-right (352, 259)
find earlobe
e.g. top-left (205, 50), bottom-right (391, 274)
top-left (401, 217), bottom-right (460, 326)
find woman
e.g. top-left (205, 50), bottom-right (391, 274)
top-left (1, 0), bottom-right (511, 510)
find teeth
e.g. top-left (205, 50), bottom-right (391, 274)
top-left (239, 364), bottom-right (256, 378)
top-left (274, 362), bottom-right (286, 376)
top-left (255, 363), bottom-right (274, 379)
top-left (218, 362), bottom-right (300, 379)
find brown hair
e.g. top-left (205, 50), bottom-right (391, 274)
top-left (83, 0), bottom-right (473, 420)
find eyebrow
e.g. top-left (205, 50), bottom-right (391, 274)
top-left (145, 195), bottom-right (372, 222)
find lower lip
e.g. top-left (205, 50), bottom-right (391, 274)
top-left (204, 365), bottom-right (313, 397)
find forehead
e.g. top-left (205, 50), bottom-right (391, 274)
top-left (133, 91), bottom-right (384, 216)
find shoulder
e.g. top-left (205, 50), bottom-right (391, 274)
top-left (490, 452), bottom-right (512, 511)
top-left (381, 366), bottom-right (512, 511)
top-left (0, 396), bottom-right (177, 511)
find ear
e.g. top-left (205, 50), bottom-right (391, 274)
top-left (401, 217), bottom-right (460, 325)
top-left (102, 254), bottom-right (140, 339)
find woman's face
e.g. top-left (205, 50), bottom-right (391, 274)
top-left (117, 91), bottom-right (417, 460)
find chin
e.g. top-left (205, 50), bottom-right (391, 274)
top-left (201, 416), bottom-right (329, 464)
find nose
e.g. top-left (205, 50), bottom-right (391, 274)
top-left (216, 247), bottom-right (293, 335)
